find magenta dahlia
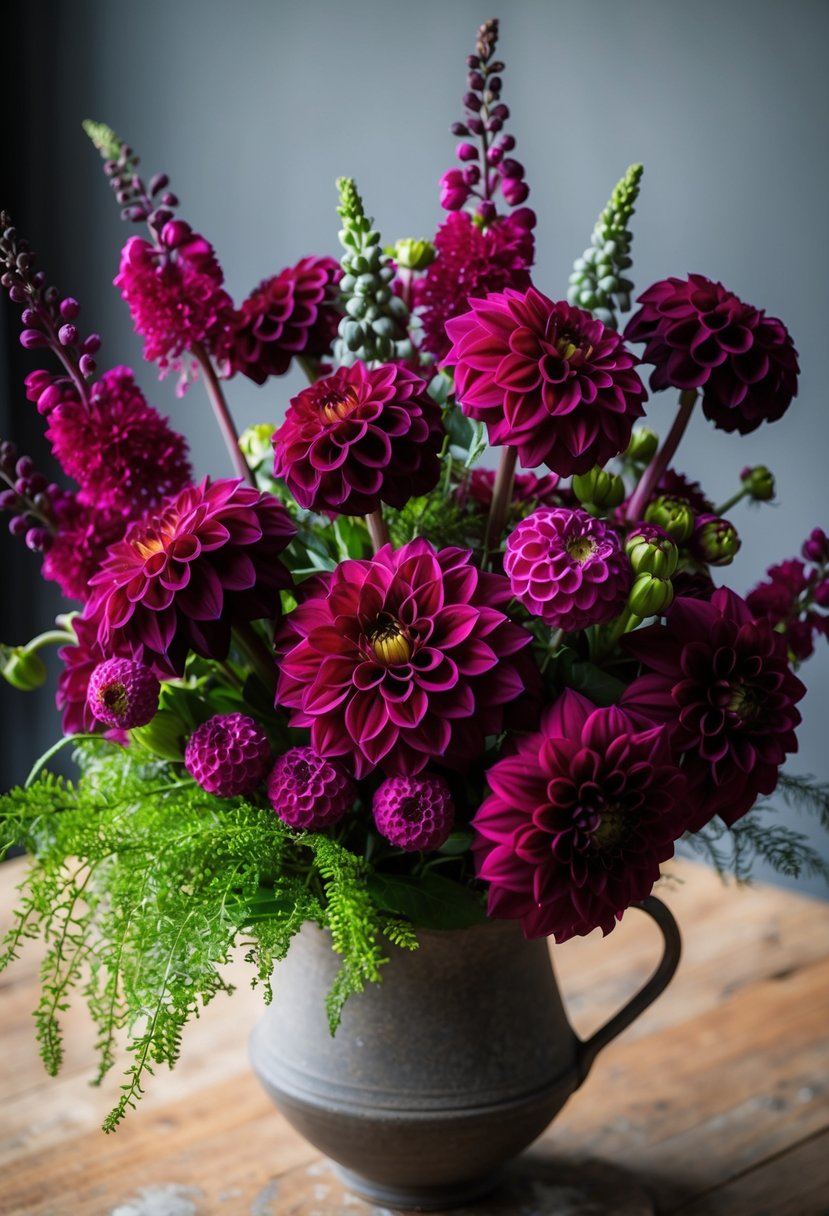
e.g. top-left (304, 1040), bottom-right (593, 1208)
top-left (56, 613), bottom-right (134, 739)
top-left (460, 467), bottom-right (561, 513)
top-left (86, 658), bottom-right (160, 730)
top-left (45, 366), bottom-right (191, 516)
top-left (372, 773), bottom-right (455, 851)
top-left (114, 222), bottom-right (235, 371)
top-left (267, 747), bottom-right (356, 830)
top-left (276, 538), bottom-right (539, 779)
top-left (624, 274), bottom-right (799, 434)
top-left (621, 589), bottom-right (806, 829)
top-left (272, 361), bottom-right (444, 515)
top-left (222, 256), bottom-right (342, 384)
top-left (504, 508), bottom-right (631, 631)
top-left (472, 690), bottom-right (688, 942)
top-left (184, 712), bottom-right (272, 797)
top-left (87, 477), bottom-right (295, 676)
top-left (443, 288), bottom-right (647, 476)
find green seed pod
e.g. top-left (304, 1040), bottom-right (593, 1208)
top-left (572, 465), bottom-right (626, 510)
top-left (1, 645), bottom-right (48, 691)
top-left (625, 427), bottom-right (659, 465)
top-left (627, 572), bottom-right (674, 618)
top-left (644, 496), bottom-right (695, 543)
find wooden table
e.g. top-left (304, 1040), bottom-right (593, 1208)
top-left (1, 856), bottom-right (827, 1216)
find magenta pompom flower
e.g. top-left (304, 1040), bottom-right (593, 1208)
top-left (57, 614), bottom-right (135, 739)
top-left (276, 538), bottom-right (539, 778)
top-left (443, 288), bottom-right (646, 476)
top-left (222, 256), bottom-right (342, 384)
top-left (184, 712), bottom-right (271, 797)
top-left (86, 658), bottom-right (160, 730)
top-left (272, 361), bottom-right (444, 515)
top-left (267, 747), bottom-right (356, 830)
top-left (472, 690), bottom-right (688, 942)
top-left (624, 274), bottom-right (799, 435)
top-left (372, 773), bottom-right (455, 852)
top-left (504, 508), bottom-right (631, 631)
top-left (88, 477), bottom-right (295, 676)
top-left (622, 589), bottom-right (806, 830)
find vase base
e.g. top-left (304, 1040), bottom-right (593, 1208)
top-left (335, 1163), bottom-right (502, 1210)
top-left (267, 1155), bottom-right (655, 1214)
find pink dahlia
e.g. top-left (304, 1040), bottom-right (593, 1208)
top-left (504, 508), bottom-right (631, 631)
top-left (621, 589), bottom-right (806, 829)
top-left (222, 256), bottom-right (342, 384)
top-left (472, 690), bottom-right (688, 942)
top-left (114, 222), bottom-right (235, 371)
top-left (624, 274), bottom-right (799, 434)
top-left (267, 747), bottom-right (356, 830)
top-left (415, 210), bottom-right (535, 360)
top-left (272, 361), bottom-right (444, 515)
top-left (45, 366), bottom-right (191, 516)
top-left (88, 478), bottom-right (295, 676)
top-left (184, 713), bottom-right (271, 797)
top-left (276, 538), bottom-right (539, 778)
top-left (86, 658), bottom-right (160, 730)
top-left (443, 288), bottom-right (647, 476)
top-left (56, 613), bottom-right (134, 739)
top-left (372, 773), bottom-right (455, 851)
top-left (42, 497), bottom-right (127, 602)
top-left (460, 468), bottom-right (561, 513)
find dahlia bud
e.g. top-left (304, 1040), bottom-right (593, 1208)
top-left (625, 427), bottom-right (659, 465)
top-left (628, 572), bottom-right (674, 618)
top-left (626, 526), bottom-right (679, 578)
top-left (87, 658), bottom-right (161, 730)
top-left (372, 773), bottom-right (455, 852)
top-left (267, 747), bottom-right (355, 830)
top-left (392, 239), bottom-right (437, 271)
top-left (690, 514), bottom-right (741, 567)
top-left (1, 645), bottom-right (48, 691)
top-left (740, 465), bottom-right (775, 502)
top-left (572, 465), bottom-right (626, 510)
top-left (130, 708), bottom-right (187, 761)
top-left (644, 496), bottom-right (695, 543)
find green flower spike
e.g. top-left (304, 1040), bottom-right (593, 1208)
top-left (567, 164), bottom-right (644, 330)
top-left (334, 178), bottom-right (413, 367)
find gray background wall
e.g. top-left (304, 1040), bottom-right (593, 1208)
top-left (2, 0), bottom-right (828, 893)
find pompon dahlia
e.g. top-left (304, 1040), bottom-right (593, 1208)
top-left (621, 589), bottom-right (806, 830)
top-left (45, 366), bottom-right (191, 515)
top-left (504, 508), bottom-right (631, 631)
top-left (184, 712), bottom-right (271, 797)
top-left (87, 477), bottom-right (295, 676)
top-left (222, 256), bottom-right (342, 384)
top-left (415, 210), bottom-right (535, 360)
top-left (267, 747), bottom-right (355, 830)
top-left (42, 497), bottom-right (127, 602)
top-left (114, 222), bottom-right (235, 371)
top-left (472, 690), bottom-right (688, 942)
top-left (56, 613), bottom-right (135, 739)
top-left (624, 274), bottom-right (799, 435)
top-left (372, 773), bottom-right (455, 851)
top-left (272, 361), bottom-right (444, 515)
top-left (276, 538), bottom-right (539, 779)
top-left (443, 288), bottom-right (647, 476)
top-left (86, 658), bottom-right (160, 730)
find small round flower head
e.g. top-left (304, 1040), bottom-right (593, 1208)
top-left (87, 658), bottom-right (160, 729)
top-left (184, 712), bottom-right (271, 797)
top-left (372, 773), bottom-right (455, 852)
top-left (504, 507), bottom-right (631, 631)
top-left (267, 746), bottom-right (355, 830)
top-left (625, 274), bottom-right (799, 435)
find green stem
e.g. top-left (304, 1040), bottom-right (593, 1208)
top-left (714, 487), bottom-right (749, 517)
top-left (192, 344), bottom-right (255, 487)
top-left (24, 733), bottom-right (121, 788)
top-left (626, 389), bottom-right (698, 523)
top-left (232, 622), bottom-right (276, 691)
top-left (366, 508), bottom-right (390, 553)
top-left (485, 447), bottom-right (517, 556)
top-left (594, 609), bottom-right (642, 663)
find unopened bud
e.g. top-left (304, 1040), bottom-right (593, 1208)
top-left (625, 526), bottom-right (679, 578)
top-left (392, 238), bottom-right (437, 271)
top-left (1, 645), bottom-right (48, 691)
top-left (644, 496), bottom-right (695, 544)
top-left (740, 465), bottom-right (775, 502)
top-left (572, 466), bottom-right (626, 510)
top-left (625, 427), bottom-right (659, 465)
top-left (627, 573), bottom-right (674, 618)
top-left (690, 514), bottom-right (741, 566)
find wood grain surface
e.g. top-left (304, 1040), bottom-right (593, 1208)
top-left (1, 857), bottom-right (827, 1216)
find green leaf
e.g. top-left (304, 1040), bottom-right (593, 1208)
top-left (368, 872), bottom-right (487, 929)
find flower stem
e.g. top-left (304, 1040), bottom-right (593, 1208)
top-left (714, 486), bottom-right (749, 517)
top-left (192, 344), bottom-right (256, 487)
top-left (626, 389), bottom-right (697, 524)
top-left (485, 446), bottom-right (517, 556)
top-left (366, 508), bottom-right (390, 553)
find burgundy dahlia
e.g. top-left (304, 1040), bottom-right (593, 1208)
top-left (621, 589), bottom-right (806, 829)
top-left (472, 690), bottom-right (688, 941)
top-left (87, 477), bottom-right (295, 676)
top-left (222, 256), bottom-right (342, 384)
top-left (504, 508), bottom-right (631, 631)
top-left (184, 713), bottom-right (271, 797)
top-left (624, 274), bottom-right (799, 434)
top-left (372, 773), bottom-right (455, 852)
top-left (86, 658), bottom-right (160, 730)
top-left (267, 747), bottom-right (355, 830)
top-left (276, 538), bottom-right (539, 778)
top-left (272, 361), bottom-right (444, 515)
top-left (443, 288), bottom-right (647, 476)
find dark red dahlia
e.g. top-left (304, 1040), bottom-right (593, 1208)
top-left (87, 478), bottom-right (295, 676)
top-left (747, 556), bottom-right (828, 662)
top-left (443, 288), bottom-right (647, 476)
top-left (624, 274), bottom-right (799, 434)
top-left (272, 361), bottom-right (444, 515)
top-left (276, 538), bottom-right (539, 778)
top-left (222, 256), bottom-right (342, 384)
top-left (372, 773), bottom-right (455, 852)
top-left (472, 690), bottom-right (688, 942)
top-left (621, 589), bottom-right (806, 829)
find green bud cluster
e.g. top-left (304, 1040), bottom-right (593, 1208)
top-left (391, 238), bottom-right (437, 272)
top-left (625, 531), bottom-right (679, 578)
top-left (572, 465), bottom-right (625, 510)
top-left (624, 427), bottom-right (659, 466)
top-left (644, 495), bottom-right (695, 543)
top-left (628, 572), bottom-right (674, 618)
top-left (741, 465), bottom-right (775, 502)
top-left (334, 178), bottom-right (413, 367)
top-left (567, 164), bottom-right (644, 329)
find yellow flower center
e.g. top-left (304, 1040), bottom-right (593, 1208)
top-left (370, 615), bottom-right (413, 665)
top-left (727, 683), bottom-right (761, 722)
top-left (556, 333), bottom-right (593, 362)
top-left (320, 386), bottom-right (359, 423)
top-left (594, 805), bottom-right (626, 849)
top-left (566, 536), bottom-right (597, 564)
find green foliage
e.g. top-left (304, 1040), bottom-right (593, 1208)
top-left (368, 872), bottom-right (488, 930)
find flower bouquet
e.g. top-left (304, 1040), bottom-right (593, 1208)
top-left (2, 16), bottom-right (828, 1199)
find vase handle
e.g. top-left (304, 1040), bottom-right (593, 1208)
top-left (574, 895), bottom-right (681, 1083)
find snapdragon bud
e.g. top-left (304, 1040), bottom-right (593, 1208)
top-left (644, 495), bottom-right (695, 544)
top-left (628, 573), bottom-right (674, 618)
top-left (571, 466), bottom-right (625, 510)
top-left (625, 526), bottom-right (679, 578)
